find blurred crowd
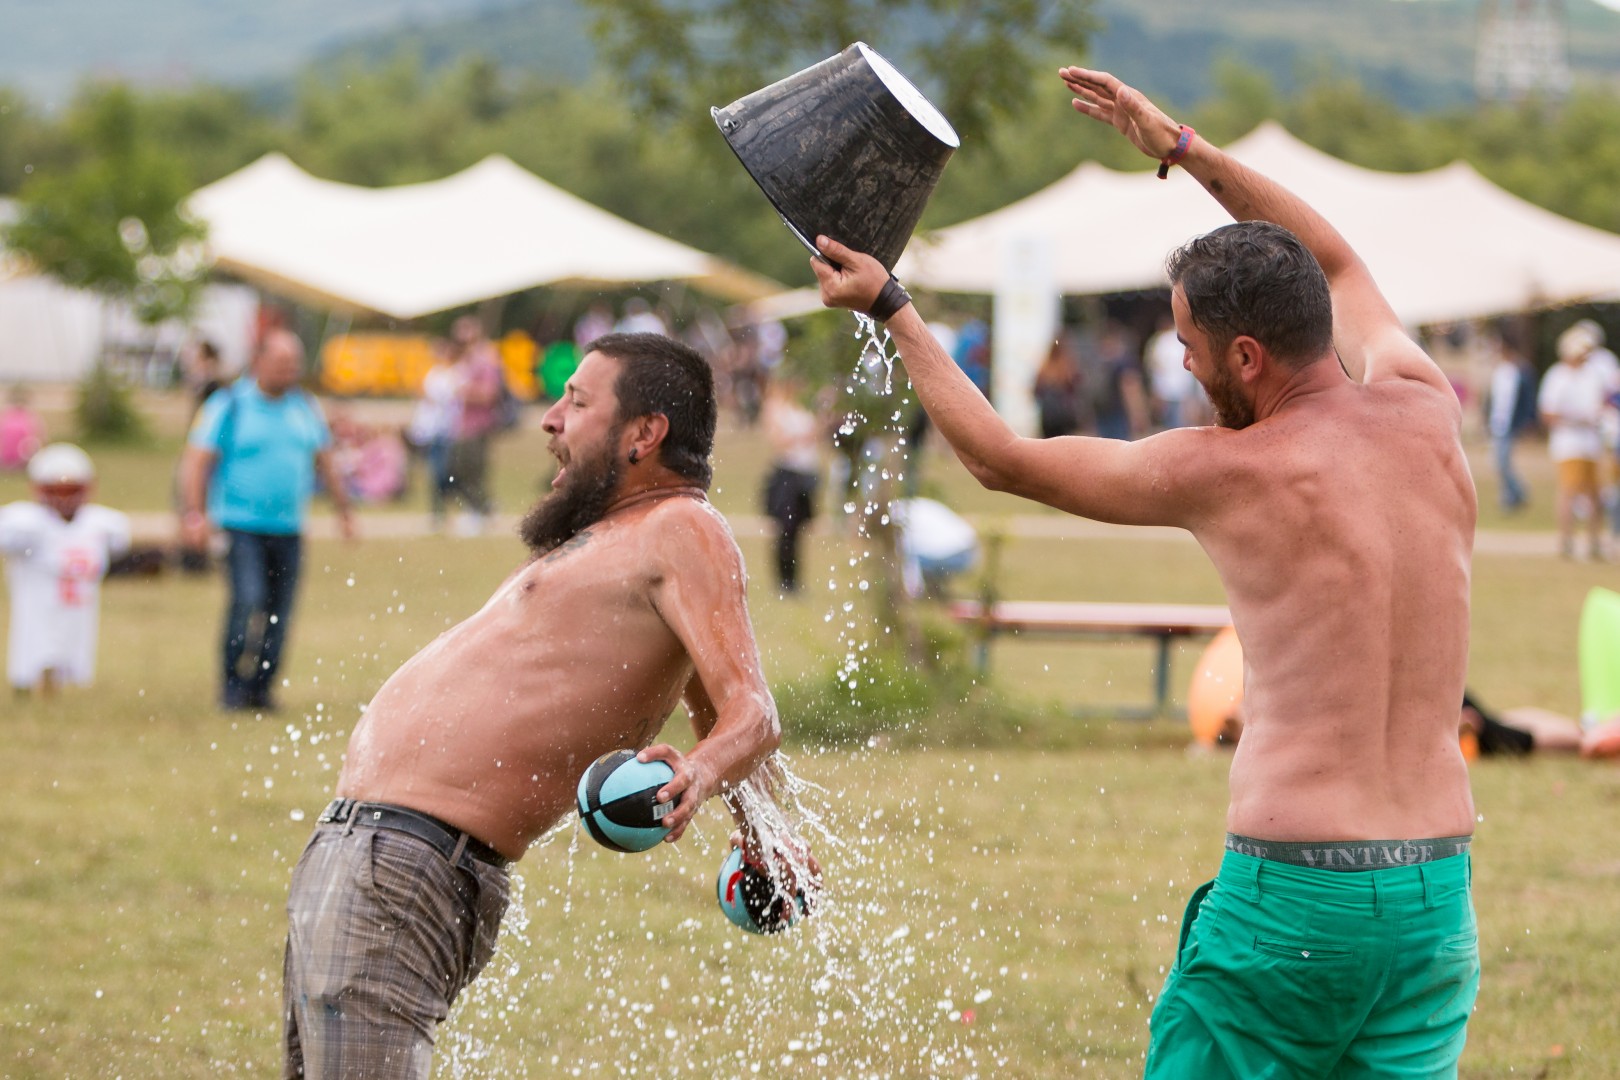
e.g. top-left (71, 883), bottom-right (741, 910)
top-left (6, 293), bottom-right (1620, 706)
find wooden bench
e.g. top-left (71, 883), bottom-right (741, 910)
top-left (947, 599), bottom-right (1232, 717)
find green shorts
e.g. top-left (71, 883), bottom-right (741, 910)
top-left (1145, 848), bottom-right (1479, 1079)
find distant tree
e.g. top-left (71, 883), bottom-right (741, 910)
top-left (136, 83), bottom-right (283, 189)
top-left (288, 53), bottom-right (521, 186)
top-left (3, 84), bottom-right (208, 441)
top-left (4, 84), bottom-right (207, 327)
top-left (0, 87), bottom-right (70, 196)
top-left (582, 0), bottom-right (1095, 148)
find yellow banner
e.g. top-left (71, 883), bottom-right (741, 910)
top-left (319, 332), bottom-right (540, 399)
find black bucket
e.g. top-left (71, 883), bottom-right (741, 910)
top-left (712, 42), bottom-right (959, 272)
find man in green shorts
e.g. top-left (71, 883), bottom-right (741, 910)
top-left (813, 66), bottom-right (1479, 1076)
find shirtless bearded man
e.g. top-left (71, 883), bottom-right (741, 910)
top-left (813, 71), bottom-right (1479, 1077)
top-left (282, 333), bottom-right (792, 1078)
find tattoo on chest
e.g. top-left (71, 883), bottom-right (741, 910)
top-left (542, 528), bottom-right (594, 563)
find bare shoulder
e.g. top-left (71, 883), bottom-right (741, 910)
top-left (1142, 422), bottom-right (1261, 490)
top-left (1350, 324), bottom-right (1460, 412)
top-left (1360, 372), bottom-right (1464, 432)
top-left (640, 495), bottom-right (746, 575)
top-left (644, 493), bottom-right (736, 537)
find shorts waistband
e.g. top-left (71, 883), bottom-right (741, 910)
top-left (319, 798), bottom-right (510, 870)
top-left (1225, 833), bottom-right (1472, 872)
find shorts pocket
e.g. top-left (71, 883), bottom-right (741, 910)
top-left (1237, 934), bottom-right (1366, 1053)
top-left (1253, 937), bottom-right (1357, 963)
top-left (366, 829), bottom-right (456, 928)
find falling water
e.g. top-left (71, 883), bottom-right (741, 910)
top-left (241, 351), bottom-right (1016, 1076)
top-left (424, 314), bottom-right (1007, 1076)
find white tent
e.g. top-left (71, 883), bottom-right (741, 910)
top-left (896, 123), bottom-right (1620, 326)
top-left (2, 197), bottom-right (257, 382)
top-left (188, 154), bottom-right (783, 320)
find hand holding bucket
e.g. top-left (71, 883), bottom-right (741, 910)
top-left (809, 236), bottom-right (907, 320)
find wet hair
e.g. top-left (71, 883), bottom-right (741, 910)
top-left (1165, 221), bottom-right (1334, 369)
top-left (586, 332), bottom-right (717, 489)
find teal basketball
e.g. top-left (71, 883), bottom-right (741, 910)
top-left (716, 845), bottom-right (807, 934)
top-left (575, 750), bottom-right (675, 853)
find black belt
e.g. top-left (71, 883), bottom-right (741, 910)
top-left (319, 798), bottom-right (510, 870)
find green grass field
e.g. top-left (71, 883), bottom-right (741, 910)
top-left (3, 388), bottom-right (1619, 1077)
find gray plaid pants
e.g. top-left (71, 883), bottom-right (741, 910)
top-left (282, 822), bottom-right (509, 1079)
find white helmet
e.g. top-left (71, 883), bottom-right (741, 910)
top-left (27, 443), bottom-right (95, 486)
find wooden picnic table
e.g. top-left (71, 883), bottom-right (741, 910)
top-left (947, 599), bottom-right (1232, 717)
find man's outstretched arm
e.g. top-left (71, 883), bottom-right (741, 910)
top-left (638, 503), bottom-right (781, 842)
top-left (1060, 66), bottom-right (1448, 396)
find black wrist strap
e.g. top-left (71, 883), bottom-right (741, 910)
top-left (867, 275), bottom-right (913, 322)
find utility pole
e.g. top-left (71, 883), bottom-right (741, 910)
top-left (1476, 0), bottom-right (1572, 103)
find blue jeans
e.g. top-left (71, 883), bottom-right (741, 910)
top-left (223, 530), bottom-right (302, 708)
top-left (1492, 432), bottom-right (1526, 509)
top-left (423, 437), bottom-right (452, 521)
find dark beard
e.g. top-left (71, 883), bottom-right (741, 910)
top-left (520, 452), bottom-right (622, 555)
top-left (1204, 360), bottom-right (1255, 431)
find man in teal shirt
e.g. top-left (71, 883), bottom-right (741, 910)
top-left (181, 329), bottom-right (354, 711)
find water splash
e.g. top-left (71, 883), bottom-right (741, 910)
top-left (852, 312), bottom-right (898, 395)
top-left (827, 313), bottom-right (913, 711)
top-left (418, 306), bottom-right (1003, 1073)
top-left (243, 317), bottom-right (1016, 1075)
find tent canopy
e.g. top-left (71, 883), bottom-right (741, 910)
top-left (895, 123), bottom-right (1620, 326)
top-left (188, 154), bottom-right (782, 320)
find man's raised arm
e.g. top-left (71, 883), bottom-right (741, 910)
top-left (1060, 66), bottom-right (1447, 394)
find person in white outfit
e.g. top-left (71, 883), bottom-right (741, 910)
top-left (407, 341), bottom-right (463, 529)
top-left (0, 443), bottom-right (131, 694)
top-left (893, 497), bottom-right (979, 599)
top-left (1540, 321), bottom-right (1620, 559)
top-left (1147, 313), bottom-right (1198, 429)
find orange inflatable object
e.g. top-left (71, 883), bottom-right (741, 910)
top-left (1458, 728), bottom-right (1480, 762)
top-left (1580, 717), bottom-right (1620, 759)
top-left (1188, 625), bottom-right (1244, 747)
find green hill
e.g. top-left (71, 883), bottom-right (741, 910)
top-left (0, 0), bottom-right (509, 107)
top-left (315, 0), bottom-right (1620, 113)
top-left (1093, 0), bottom-right (1620, 110)
top-left (8, 0), bottom-right (1620, 112)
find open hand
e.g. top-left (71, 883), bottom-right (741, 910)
top-left (810, 236), bottom-right (889, 316)
top-left (1059, 67), bottom-right (1182, 161)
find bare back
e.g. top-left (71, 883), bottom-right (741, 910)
top-left (337, 493), bottom-right (766, 859)
top-left (1196, 375), bottom-right (1477, 841)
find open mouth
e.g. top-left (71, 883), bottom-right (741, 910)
top-left (549, 442), bottom-right (569, 487)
